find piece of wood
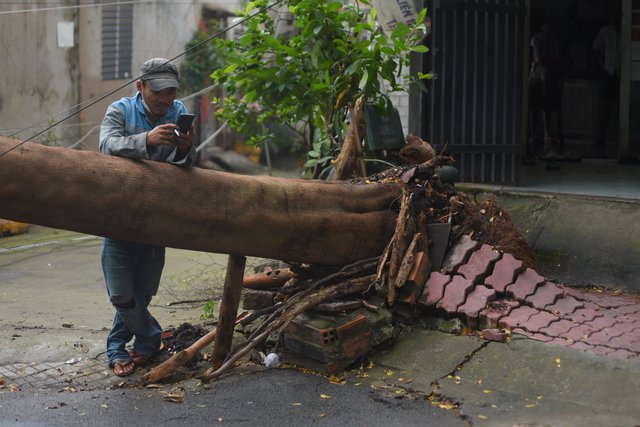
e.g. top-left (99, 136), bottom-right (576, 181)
top-left (199, 274), bottom-right (376, 382)
top-left (313, 300), bottom-right (362, 313)
top-left (140, 312), bottom-right (249, 385)
top-left (211, 255), bottom-right (246, 371)
top-left (0, 137), bottom-right (400, 267)
top-left (242, 268), bottom-right (300, 290)
top-left (393, 232), bottom-right (421, 289)
top-left (333, 96), bottom-right (367, 181)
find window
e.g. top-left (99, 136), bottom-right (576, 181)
top-left (101, 2), bottom-right (133, 80)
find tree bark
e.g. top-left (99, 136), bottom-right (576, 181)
top-left (0, 137), bottom-right (401, 266)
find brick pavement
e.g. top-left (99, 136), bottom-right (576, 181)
top-left (0, 355), bottom-right (123, 391)
top-left (419, 236), bottom-right (640, 361)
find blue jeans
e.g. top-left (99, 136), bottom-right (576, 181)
top-left (101, 238), bottom-right (165, 366)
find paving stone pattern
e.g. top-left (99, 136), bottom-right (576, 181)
top-left (0, 355), bottom-right (121, 391)
top-left (418, 238), bottom-right (640, 360)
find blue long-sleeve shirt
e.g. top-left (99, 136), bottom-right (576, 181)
top-left (99, 92), bottom-right (196, 166)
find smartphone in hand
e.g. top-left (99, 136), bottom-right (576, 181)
top-left (175, 113), bottom-right (195, 135)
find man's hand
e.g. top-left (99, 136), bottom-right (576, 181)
top-left (147, 124), bottom-right (180, 147)
top-left (173, 126), bottom-right (194, 155)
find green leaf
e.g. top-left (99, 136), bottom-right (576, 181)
top-left (358, 69), bottom-right (369, 90)
top-left (411, 45), bottom-right (429, 53)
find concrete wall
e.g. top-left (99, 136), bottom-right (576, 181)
top-left (0, 1), bottom-right (80, 146)
top-left (1, 1), bottom-right (240, 151)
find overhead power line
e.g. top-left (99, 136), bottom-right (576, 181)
top-left (0, 0), bottom-right (156, 15)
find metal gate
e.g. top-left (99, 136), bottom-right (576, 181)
top-left (424, 0), bottom-right (528, 185)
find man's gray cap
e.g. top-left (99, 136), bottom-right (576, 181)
top-left (140, 58), bottom-right (180, 91)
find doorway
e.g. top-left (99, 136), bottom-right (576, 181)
top-left (526, 0), bottom-right (621, 161)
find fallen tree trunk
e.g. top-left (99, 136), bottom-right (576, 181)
top-left (0, 137), bottom-right (400, 265)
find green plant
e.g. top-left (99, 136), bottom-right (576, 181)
top-left (211, 0), bottom-right (430, 177)
top-left (200, 299), bottom-right (217, 320)
top-left (180, 21), bottom-right (227, 95)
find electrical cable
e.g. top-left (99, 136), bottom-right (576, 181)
top-left (0, 0), bottom-right (285, 158)
top-left (0, 0), bottom-right (156, 16)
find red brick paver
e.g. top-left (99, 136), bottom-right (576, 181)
top-left (526, 281), bottom-right (565, 310)
top-left (506, 268), bottom-right (545, 300)
top-left (479, 299), bottom-right (520, 329)
top-left (498, 306), bottom-right (540, 330)
top-left (484, 253), bottom-right (524, 293)
top-left (457, 244), bottom-right (501, 284)
top-left (417, 235), bottom-right (640, 361)
top-left (440, 235), bottom-right (480, 274)
top-left (418, 272), bottom-right (451, 308)
top-left (458, 285), bottom-right (497, 328)
top-left (437, 275), bottom-right (475, 313)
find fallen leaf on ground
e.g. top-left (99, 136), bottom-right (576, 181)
top-left (292, 402), bottom-right (303, 406)
top-left (163, 394), bottom-right (185, 403)
top-left (320, 394), bottom-right (331, 399)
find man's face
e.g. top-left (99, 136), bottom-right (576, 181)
top-left (139, 81), bottom-right (177, 117)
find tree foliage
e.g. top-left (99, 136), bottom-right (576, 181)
top-left (211, 0), bottom-right (429, 175)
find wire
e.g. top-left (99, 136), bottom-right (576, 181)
top-left (0, 0), bottom-right (156, 16)
top-left (0, 0), bottom-right (285, 158)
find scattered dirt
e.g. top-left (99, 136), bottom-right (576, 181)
top-left (162, 323), bottom-right (209, 367)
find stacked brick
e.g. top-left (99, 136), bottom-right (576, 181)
top-left (417, 235), bottom-right (640, 360)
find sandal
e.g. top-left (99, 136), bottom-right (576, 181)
top-left (112, 360), bottom-right (136, 377)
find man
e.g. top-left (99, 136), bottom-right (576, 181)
top-left (99, 58), bottom-right (196, 377)
top-left (593, 11), bottom-right (620, 156)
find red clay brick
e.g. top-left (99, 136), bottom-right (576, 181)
top-left (539, 319), bottom-right (577, 336)
top-left (498, 306), bottom-right (540, 330)
top-left (418, 272), bottom-right (451, 308)
top-left (547, 296), bottom-right (584, 316)
top-left (506, 268), bottom-right (545, 300)
top-left (437, 275), bottom-right (475, 313)
top-left (458, 285), bottom-right (497, 328)
top-left (566, 308), bottom-right (603, 323)
top-left (525, 281), bottom-right (565, 310)
top-left (525, 311), bottom-right (560, 332)
top-left (457, 244), bottom-right (501, 284)
top-left (479, 299), bottom-right (520, 330)
top-left (441, 235), bottom-right (480, 274)
top-left (484, 253), bottom-right (524, 293)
